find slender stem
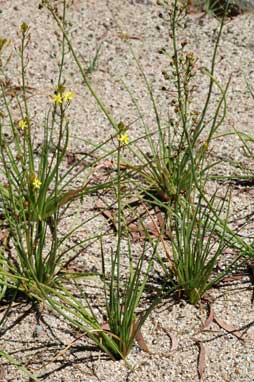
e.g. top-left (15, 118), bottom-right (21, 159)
top-left (44, 0), bottom-right (118, 131)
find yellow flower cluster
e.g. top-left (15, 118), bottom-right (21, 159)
top-left (52, 91), bottom-right (74, 104)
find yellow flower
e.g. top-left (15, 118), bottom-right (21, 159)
top-left (18, 119), bottom-right (27, 130)
top-left (52, 93), bottom-right (63, 104)
top-left (32, 177), bottom-right (42, 190)
top-left (63, 91), bottom-right (73, 102)
top-left (118, 133), bottom-right (129, 145)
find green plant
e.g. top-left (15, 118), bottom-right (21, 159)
top-left (37, 2), bottom-right (167, 359)
top-left (157, 189), bottom-right (241, 304)
top-left (113, 0), bottom-right (229, 211)
top-left (0, 21), bottom-right (109, 299)
top-left (42, 128), bottom-right (159, 361)
top-left (100, 128), bottom-right (157, 360)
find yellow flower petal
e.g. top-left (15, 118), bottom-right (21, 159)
top-left (52, 93), bottom-right (63, 104)
top-left (32, 177), bottom-right (42, 189)
top-left (18, 120), bottom-right (27, 130)
top-left (118, 133), bottom-right (129, 145)
top-left (63, 91), bottom-right (73, 102)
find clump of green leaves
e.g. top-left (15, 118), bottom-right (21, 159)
top-left (44, 130), bottom-right (159, 361)
top-left (118, 0), bottom-right (229, 212)
top-left (164, 191), bottom-right (240, 304)
top-left (0, 22), bottom-right (105, 299)
top-left (130, 50), bottom-right (207, 206)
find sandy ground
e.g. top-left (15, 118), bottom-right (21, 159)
top-left (0, 1), bottom-right (253, 381)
